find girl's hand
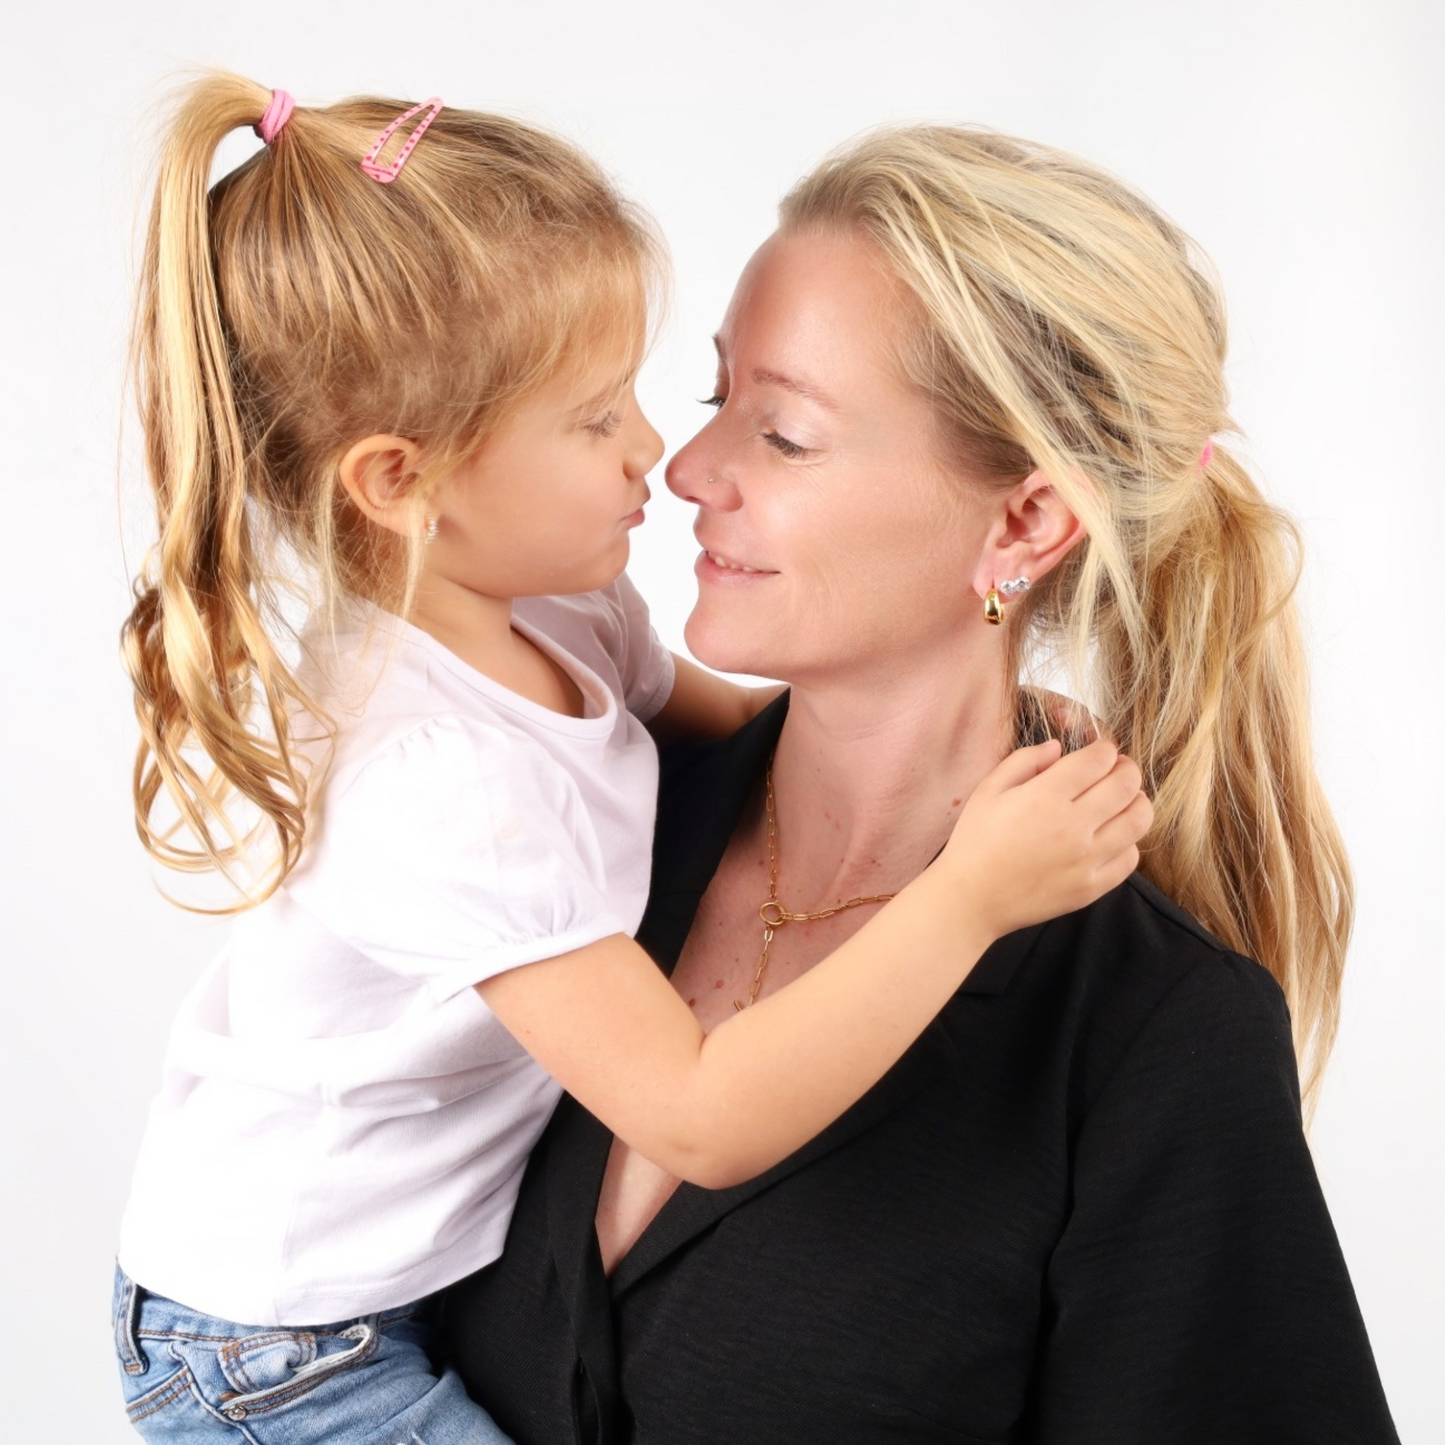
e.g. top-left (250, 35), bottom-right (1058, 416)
top-left (940, 739), bottom-right (1152, 939)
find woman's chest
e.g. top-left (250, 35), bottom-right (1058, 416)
top-left (608, 1035), bottom-right (1074, 1443)
top-left (595, 843), bottom-right (888, 1273)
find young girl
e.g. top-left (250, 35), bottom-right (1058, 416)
top-left (113, 76), bottom-right (1151, 1443)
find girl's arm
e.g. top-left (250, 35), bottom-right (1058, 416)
top-left (646, 654), bottom-right (785, 742)
top-left (478, 737), bottom-right (1150, 1189)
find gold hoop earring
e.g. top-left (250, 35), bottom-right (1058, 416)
top-left (984, 588), bottom-right (1004, 625)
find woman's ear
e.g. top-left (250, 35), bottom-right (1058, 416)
top-left (337, 435), bottom-right (426, 538)
top-left (970, 470), bottom-right (1085, 600)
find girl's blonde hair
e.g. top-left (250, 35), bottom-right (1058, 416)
top-left (781, 126), bottom-right (1351, 1106)
top-left (122, 72), bottom-right (660, 905)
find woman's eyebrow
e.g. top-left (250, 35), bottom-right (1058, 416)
top-left (711, 335), bottom-right (838, 410)
top-left (750, 367), bottom-right (839, 411)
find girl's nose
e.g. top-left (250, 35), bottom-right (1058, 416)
top-left (628, 405), bottom-right (665, 475)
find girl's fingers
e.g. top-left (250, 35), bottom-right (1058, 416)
top-left (1092, 841), bottom-right (1142, 894)
top-left (1067, 755), bottom-right (1143, 826)
top-left (1040, 737), bottom-right (1123, 800)
top-left (1091, 792), bottom-right (1154, 858)
top-left (975, 738), bottom-right (1063, 796)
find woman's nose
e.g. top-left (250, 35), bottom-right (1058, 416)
top-left (666, 432), bottom-right (731, 508)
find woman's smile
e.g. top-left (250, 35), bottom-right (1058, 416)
top-left (694, 543), bottom-right (777, 582)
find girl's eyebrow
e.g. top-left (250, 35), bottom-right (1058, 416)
top-left (570, 367), bottom-right (638, 417)
top-left (711, 334), bottom-right (838, 411)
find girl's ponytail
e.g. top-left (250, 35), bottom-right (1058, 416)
top-left (123, 75), bottom-right (311, 903)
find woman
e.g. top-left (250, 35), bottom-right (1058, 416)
top-left (441, 126), bottom-right (1398, 1442)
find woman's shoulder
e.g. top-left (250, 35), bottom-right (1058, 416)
top-left (995, 870), bottom-right (1301, 1125)
top-left (1076, 869), bottom-right (1285, 1017)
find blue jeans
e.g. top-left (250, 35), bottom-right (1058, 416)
top-left (112, 1268), bottom-right (513, 1444)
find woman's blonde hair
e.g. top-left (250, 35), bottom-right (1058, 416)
top-left (782, 126), bottom-right (1351, 1106)
top-left (122, 72), bottom-right (660, 905)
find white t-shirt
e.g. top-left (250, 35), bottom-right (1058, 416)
top-left (118, 580), bottom-right (674, 1327)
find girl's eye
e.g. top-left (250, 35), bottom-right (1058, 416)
top-left (764, 431), bottom-right (806, 459)
top-left (586, 411), bottom-right (623, 438)
top-left (698, 394), bottom-right (725, 409)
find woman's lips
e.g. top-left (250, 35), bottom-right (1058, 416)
top-left (695, 549), bottom-right (776, 584)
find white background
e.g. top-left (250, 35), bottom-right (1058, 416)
top-left (3, 1), bottom-right (1439, 1439)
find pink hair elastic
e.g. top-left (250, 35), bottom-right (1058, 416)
top-left (1198, 440), bottom-right (1215, 470)
top-left (256, 89), bottom-right (295, 146)
top-left (360, 97), bottom-right (444, 184)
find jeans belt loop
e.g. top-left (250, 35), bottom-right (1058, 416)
top-left (116, 1272), bottom-right (148, 1376)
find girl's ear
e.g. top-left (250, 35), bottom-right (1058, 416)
top-left (970, 470), bottom-right (1086, 600)
top-left (338, 435), bottom-right (426, 537)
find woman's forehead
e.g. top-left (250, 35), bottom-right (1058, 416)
top-left (716, 231), bottom-right (912, 395)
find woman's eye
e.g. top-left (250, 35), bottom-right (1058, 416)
top-left (586, 411), bottom-right (623, 438)
top-left (764, 431), bottom-right (806, 459)
top-left (696, 391), bottom-right (802, 457)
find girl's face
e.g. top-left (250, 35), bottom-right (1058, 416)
top-left (665, 228), bottom-right (988, 686)
top-left (431, 341), bottom-right (664, 599)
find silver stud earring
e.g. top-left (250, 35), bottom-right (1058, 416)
top-left (423, 516), bottom-right (439, 545)
top-left (705, 476), bottom-right (716, 485)
top-left (998, 576), bottom-right (1031, 597)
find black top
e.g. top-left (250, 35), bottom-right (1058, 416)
top-left (442, 699), bottom-right (1398, 1444)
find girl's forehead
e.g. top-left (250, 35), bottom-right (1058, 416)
top-left (549, 336), bottom-right (643, 407)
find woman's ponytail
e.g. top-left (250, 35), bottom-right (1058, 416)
top-left (1105, 449), bottom-right (1351, 1105)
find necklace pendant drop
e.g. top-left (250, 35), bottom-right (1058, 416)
top-left (733, 756), bottom-right (899, 1011)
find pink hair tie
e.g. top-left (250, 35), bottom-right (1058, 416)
top-left (360, 97), bottom-right (444, 184)
top-left (256, 89), bottom-right (295, 146)
top-left (1198, 440), bottom-right (1215, 470)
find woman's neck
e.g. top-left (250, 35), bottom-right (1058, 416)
top-left (766, 667), bottom-right (1013, 910)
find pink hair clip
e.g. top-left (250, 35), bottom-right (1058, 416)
top-left (255, 89), bottom-right (295, 147)
top-left (1198, 440), bottom-right (1215, 470)
top-left (360, 97), bottom-right (444, 184)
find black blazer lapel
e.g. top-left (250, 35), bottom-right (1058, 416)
top-left (537, 705), bottom-right (791, 1425)
top-left (541, 1098), bottom-right (620, 1438)
top-left (608, 1012), bottom-right (960, 1297)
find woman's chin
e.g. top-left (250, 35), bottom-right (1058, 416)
top-left (682, 611), bottom-right (779, 681)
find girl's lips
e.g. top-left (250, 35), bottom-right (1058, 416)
top-left (694, 549), bottom-right (776, 584)
top-left (622, 508), bottom-right (646, 527)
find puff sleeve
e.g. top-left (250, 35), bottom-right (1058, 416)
top-left (286, 715), bottom-right (630, 1002)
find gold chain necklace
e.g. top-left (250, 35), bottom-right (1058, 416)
top-left (734, 758), bottom-right (898, 1011)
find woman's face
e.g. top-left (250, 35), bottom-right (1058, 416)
top-left (666, 228), bottom-right (990, 686)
